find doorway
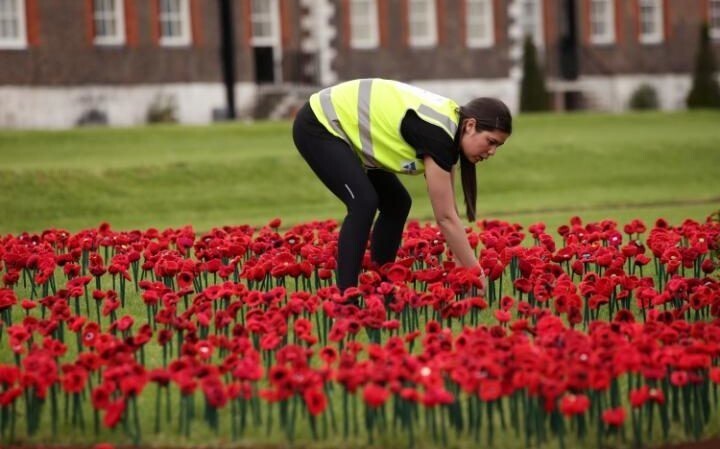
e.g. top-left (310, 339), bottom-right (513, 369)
top-left (254, 46), bottom-right (275, 84)
top-left (251, 0), bottom-right (281, 84)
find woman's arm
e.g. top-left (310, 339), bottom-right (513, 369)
top-left (423, 155), bottom-right (479, 269)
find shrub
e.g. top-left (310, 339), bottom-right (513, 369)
top-left (628, 84), bottom-right (659, 110)
top-left (686, 23), bottom-right (720, 109)
top-left (76, 108), bottom-right (108, 127)
top-left (519, 36), bottom-right (551, 112)
top-left (146, 93), bottom-right (178, 124)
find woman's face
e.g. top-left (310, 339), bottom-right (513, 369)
top-left (459, 118), bottom-right (509, 164)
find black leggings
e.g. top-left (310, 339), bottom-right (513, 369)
top-left (292, 102), bottom-right (412, 291)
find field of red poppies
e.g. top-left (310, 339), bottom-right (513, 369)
top-left (1, 214), bottom-right (720, 448)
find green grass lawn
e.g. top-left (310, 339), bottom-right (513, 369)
top-left (1, 110), bottom-right (719, 235)
top-left (1, 111), bottom-right (720, 448)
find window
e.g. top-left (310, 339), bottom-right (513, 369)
top-left (466, 0), bottom-right (494, 48)
top-left (408, 0), bottom-right (437, 47)
top-left (0, 0), bottom-right (26, 49)
top-left (638, 0), bottom-right (663, 44)
top-left (251, 0), bottom-right (278, 46)
top-left (159, 0), bottom-right (191, 46)
top-left (589, 0), bottom-right (615, 44)
top-left (350, 0), bottom-right (379, 49)
top-left (710, 0), bottom-right (720, 40)
top-left (93, 0), bottom-right (125, 45)
top-left (519, 0), bottom-right (544, 47)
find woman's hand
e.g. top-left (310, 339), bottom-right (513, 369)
top-left (478, 272), bottom-right (488, 297)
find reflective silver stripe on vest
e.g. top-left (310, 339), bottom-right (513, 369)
top-left (417, 104), bottom-right (458, 137)
top-left (318, 87), bottom-right (351, 143)
top-left (357, 79), bottom-right (374, 162)
top-left (318, 85), bottom-right (378, 167)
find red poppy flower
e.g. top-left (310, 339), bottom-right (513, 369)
top-left (363, 383), bottom-right (389, 408)
top-left (0, 387), bottom-right (22, 406)
top-left (422, 386), bottom-right (455, 407)
top-left (92, 384), bottom-right (114, 409)
top-left (601, 407), bottom-right (626, 427)
top-left (386, 263), bottom-right (411, 283)
top-left (319, 346), bottom-right (338, 365)
top-left (103, 398), bottom-right (126, 428)
top-left (21, 299), bottom-right (36, 311)
top-left (478, 379), bottom-right (502, 402)
top-left (116, 315), bottom-right (134, 332)
top-left (629, 386), bottom-right (649, 408)
top-left (93, 443), bottom-right (115, 449)
top-left (670, 370), bottom-right (689, 387)
top-left (647, 387), bottom-right (665, 404)
top-left (559, 394), bottom-right (590, 416)
top-left (201, 376), bottom-right (228, 408)
top-left (0, 365), bottom-right (20, 386)
top-left (61, 365), bottom-right (89, 394)
top-left (710, 367), bottom-right (720, 384)
top-left (634, 253), bottom-right (651, 266)
top-left (303, 387), bottom-right (327, 416)
top-left (494, 309), bottom-right (511, 324)
top-left (294, 318), bottom-right (312, 336)
top-left (425, 320), bottom-right (441, 334)
top-left (119, 373), bottom-right (148, 397)
top-left (500, 295), bottom-right (514, 311)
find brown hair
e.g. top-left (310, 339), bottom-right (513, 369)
top-left (457, 98), bottom-right (512, 222)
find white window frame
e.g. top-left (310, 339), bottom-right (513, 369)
top-left (93, 0), bottom-right (126, 46)
top-left (519, 0), bottom-right (544, 48)
top-left (0, 0), bottom-right (27, 49)
top-left (158, 0), bottom-right (192, 47)
top-left (638, 0), bottom-right (663, 44)
top-left (408, 0), bottom-right (437, 48)
top-left (466, 0), bottom-right (494, 48)
top-left (710, 0), bottom-right (720, 40)
top-left (349, 0), bottom-right (379, 49)
top-left (589, 0), bottom-right (615, 45)
top-left (250, 0), bottom-right (279, 47)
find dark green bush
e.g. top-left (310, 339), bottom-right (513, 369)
top-left (686, 24), bottom-right (720, 109)
top-left (146, 94), bottom-right (178, 124)
top-left (519, 36), bottom-right (550, 112)
top-left (629, 84), bottom-right (659, 110)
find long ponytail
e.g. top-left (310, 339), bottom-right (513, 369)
top-left (457, 98), bottom-right (512, 222)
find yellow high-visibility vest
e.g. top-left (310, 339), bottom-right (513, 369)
top-left (308, 78), bottom-right (460, 175)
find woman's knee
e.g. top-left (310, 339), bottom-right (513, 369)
top-left (346, 188), bottom-right (379, 221)
top-left (397, 190), bottom-right (412, 216)
top-left (380, 189), bottom-right (411, 218)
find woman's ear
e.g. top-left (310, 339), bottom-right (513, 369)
top-left (464, 118), bottom-right (476, 134)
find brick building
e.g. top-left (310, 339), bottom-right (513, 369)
top-left (0, 0), bottom-right (719, 128)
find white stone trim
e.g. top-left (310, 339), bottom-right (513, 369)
top-left (507, 0), bottom-right (524, 82)
top-left (0, 83), bottom-right (256, 129)
top-left (299, 0), bottom-right (337, 86)
top-left (547, 74), bottom-right (711, 112)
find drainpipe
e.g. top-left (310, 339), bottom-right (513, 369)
top-left (219, 0), bottom-right (237, 119)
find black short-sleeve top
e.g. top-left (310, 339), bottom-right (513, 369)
top-left (400, 110), bottom-right (460, 173)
